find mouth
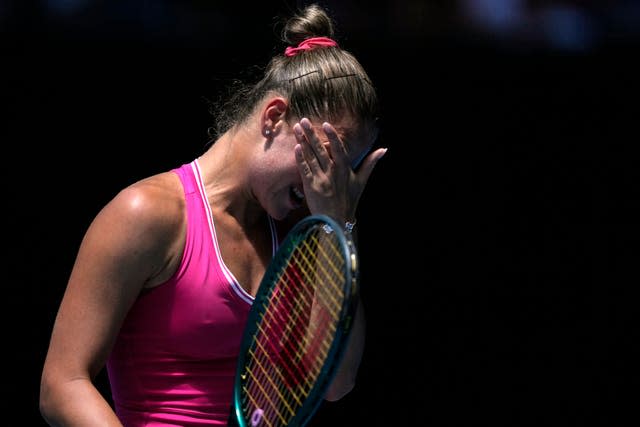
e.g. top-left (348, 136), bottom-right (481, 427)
top-left (290, 186), bottom-right (305, 208)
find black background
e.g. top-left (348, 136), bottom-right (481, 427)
top-left (4, 0), bottom-right (639, 425)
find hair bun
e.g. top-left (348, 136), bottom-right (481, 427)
top-left (281, 3), bottom-right (335, 47)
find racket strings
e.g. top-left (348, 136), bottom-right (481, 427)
top-left (246, 262), bottom-right (324, 421)
top-left (241, 226), bottom-right (348, 426)
top-left (296, 237), bottom-right (345, 318)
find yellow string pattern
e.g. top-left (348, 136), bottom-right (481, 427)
top-left (240, 224), bottom-right (347, 426)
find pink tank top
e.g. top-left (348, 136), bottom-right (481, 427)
top-left (106, 159), bottom-right (278, 426)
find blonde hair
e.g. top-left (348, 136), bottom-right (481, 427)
top-left (209, 3), bottom-right (379, 141)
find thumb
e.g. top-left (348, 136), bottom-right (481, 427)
top-left (355, 147), bottom-right (388, 183)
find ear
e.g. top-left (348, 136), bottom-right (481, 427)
top-left (261, 97), bottom-right (288, 137)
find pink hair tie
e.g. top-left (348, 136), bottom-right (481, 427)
top-left (284, 36), bottom-right (339, 57)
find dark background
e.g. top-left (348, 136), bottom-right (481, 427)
top-left (4, 0), bottom-right (639, 425)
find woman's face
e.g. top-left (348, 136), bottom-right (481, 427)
top-left (249, 115), bottom-right (376, 221)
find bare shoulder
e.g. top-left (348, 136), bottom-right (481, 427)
top-left (81, 170), bottom-right (186, 287)
top-left (103, 171), bottom-right (184, 231)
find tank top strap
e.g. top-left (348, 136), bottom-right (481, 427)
top-left (171, 161), bottom-right (198, 195)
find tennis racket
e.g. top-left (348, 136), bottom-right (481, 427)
top-left (228, 214), bottom-right (359, 427)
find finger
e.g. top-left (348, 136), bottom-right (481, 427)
top-left (300, 118), bottom-right (331, 170)
top-left (321, 122), bottom-right (349, 168)
top-left (295, 144), bottom-right (313, 179)
top-left (293, 122), bottom-right (320, 173)
top-left (354, 147), bottom-right (388, 184)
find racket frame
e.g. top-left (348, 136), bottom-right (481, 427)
top-left (230, 214), bottom-right (359, 427)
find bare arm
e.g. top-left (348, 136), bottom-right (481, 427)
top-left (40, 176), bottom-right (184, 426)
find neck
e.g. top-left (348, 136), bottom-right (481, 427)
top-left (196, 131), bottom-right (264, 228)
